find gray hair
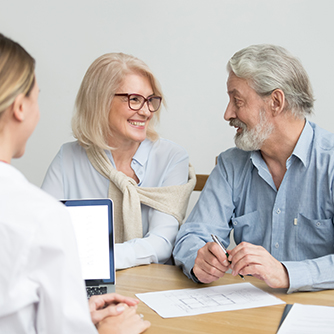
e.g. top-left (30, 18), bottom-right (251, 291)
top-left (227, 44), bottom-right (314, 118)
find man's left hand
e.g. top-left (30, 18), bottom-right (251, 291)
top-left (228, 242), bottom-right (289, 289)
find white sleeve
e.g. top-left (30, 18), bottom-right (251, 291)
top-left (115, 210), bottom-right (179, 269)
top-left (31, 204), bottom-right (97, 333)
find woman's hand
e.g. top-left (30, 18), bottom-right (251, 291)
top-left (89, 293), bottom-right (139, 325)
top-left (96, 305), bottom-right (151, 334)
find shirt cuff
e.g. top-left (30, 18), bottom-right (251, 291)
top-left (282, 261), bottom-right (313, 293)
top-left (115, 242), bottom-right (157, 270)
top-left (190, 268), bottom-right (204, 284)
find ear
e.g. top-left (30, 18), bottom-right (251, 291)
top-left (12, 93), bottom-right (25, 122)
top-left (269, 89), bottom-right (285, 116)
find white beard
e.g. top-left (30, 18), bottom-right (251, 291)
top-left (230, 109), bottom-right (274, 151)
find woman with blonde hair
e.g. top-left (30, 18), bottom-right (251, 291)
top-left (42, 52), bottom-right (195, 270)
top-left (0, 33), bottom-right (149, 334)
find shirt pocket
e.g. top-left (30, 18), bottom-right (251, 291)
top-left (295, 213), bottom-right (334, 259)
top-left (232, 210), bottom-right (264, 246)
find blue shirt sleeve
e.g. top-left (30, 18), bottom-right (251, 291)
top-left (173, 158), bottom-right (234, 279)
top-left (174, 121), bottom-right (334, 293)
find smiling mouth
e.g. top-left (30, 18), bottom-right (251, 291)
top-left (128, 120), bottom-right (145, 126)
top-left (229, 119), bottom-right (245, 133)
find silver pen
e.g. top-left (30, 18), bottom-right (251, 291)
top-left (211, 234), bottom-right (244, 280)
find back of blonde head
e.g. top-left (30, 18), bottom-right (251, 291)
top-left (72, 52), bottom-right (163, 150)
top-left (0, 34), bottom-right (35, 119)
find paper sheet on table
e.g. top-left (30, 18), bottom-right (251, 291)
top-left (277, 303), bottom-right (334, 334)
top-left (136, 282), bottom-right (285, 318)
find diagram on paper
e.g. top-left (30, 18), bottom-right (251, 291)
top-left (166, 285), bottom-right (259, 311)
top-left (136, 282), bottom-right (285, 318)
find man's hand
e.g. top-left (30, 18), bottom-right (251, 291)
top-left (193, 242), bottom-right (230, 283)
top-left (228, 242), bottom-right (289, 289)
top-left (89, 293), bottom-right (139, 325)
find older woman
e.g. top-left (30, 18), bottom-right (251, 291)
top-left (0, 34), bottom-right (150, 333)
top-left (42, 53), bottom-right (195, 270)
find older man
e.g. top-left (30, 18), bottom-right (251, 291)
top-left (173, 44), bottom-right (334, 293)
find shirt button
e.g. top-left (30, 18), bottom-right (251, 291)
top-left (275, 243), bottom-right (279, 248)
top-left (316, 221), bottom-right (321, 227)
top-left (233, 221), bottom-right (237, 226)
top-left (276, 209), bottom-right (281, 214)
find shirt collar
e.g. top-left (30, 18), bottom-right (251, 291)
top-left (250, 150), bottom-right (265, 170)
top-left (132, 138), bottom-right (154, 167)
top-left (290, 119), bottom-right (313, 168)
top-left (250, 119), bottom-right (313, 169)
top-left (105, 138), bottom-right (154, 168)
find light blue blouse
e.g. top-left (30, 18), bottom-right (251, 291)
top-left (42, 138), bottom-right (189, 270)
top-left (174, 121), bottom-right (334, 293)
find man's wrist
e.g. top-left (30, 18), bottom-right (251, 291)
top-left (190, 268), bottom-right (203, 284)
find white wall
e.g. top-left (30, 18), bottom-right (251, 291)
top-left (1, 0), bottom-right (334, 190)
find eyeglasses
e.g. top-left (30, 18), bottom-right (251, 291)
top-left (114, 93), bottom-right (162, 112)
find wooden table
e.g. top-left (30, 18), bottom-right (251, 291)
top-left (116, 264), bottom-right (334, 334)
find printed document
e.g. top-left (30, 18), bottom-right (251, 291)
top-left (136, 282), bottom-right (284, 318)
top-left (277, 303), bottom-right (334, 334)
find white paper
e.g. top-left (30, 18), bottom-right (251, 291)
top-left (136, 282), bottom-right (285, 318)
top-left (277, 303), bottom-right (334, 334)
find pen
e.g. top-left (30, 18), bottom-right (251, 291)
top-left (211, 234), bottom-right (244, 280)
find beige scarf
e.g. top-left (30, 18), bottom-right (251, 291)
top-left (86, 146), bottom-right (196, 243)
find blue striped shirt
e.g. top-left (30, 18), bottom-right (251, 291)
top-left (174, 121), bottom-right (334, 293)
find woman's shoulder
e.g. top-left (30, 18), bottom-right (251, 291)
top-left (59, 140), bottom-right (83, 152)
top-left (57, 141), bottom-right (87, 158)
top-left (2, 166), bottom-right (69, 226)
top-left (137, 138), bottom-right (189, 170)
top-left (151, 138), bottom-right (188, 156)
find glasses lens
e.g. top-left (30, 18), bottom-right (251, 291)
top-left (128, 94), bottom-right (145, 110)
top-left (148, 96), bottom-right (162, 112)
